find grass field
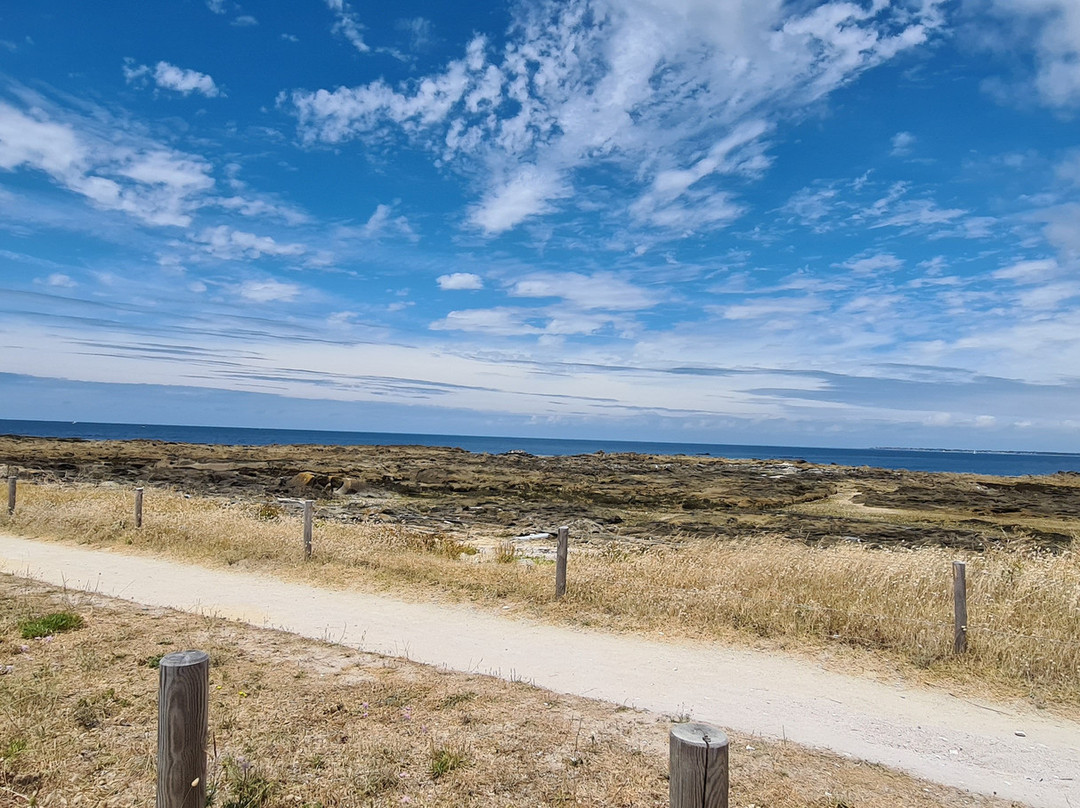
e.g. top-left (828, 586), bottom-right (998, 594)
top-left (4, 482), bottom-right (1078, 716)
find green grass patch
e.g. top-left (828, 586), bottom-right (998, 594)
top-left (429, 742), bottom-right (468, 780)
top-left (18, 611), bottom-right (84, 639)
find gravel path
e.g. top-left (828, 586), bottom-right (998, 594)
top-left (2, 533), bottom-right (1077, 807)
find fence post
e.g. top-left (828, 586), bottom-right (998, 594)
top-left (157, 650), bottom-right (209, 808)
top-left (303, 500), bottom-right (313, 560)
top-left (7, 475), bottom-right (15, 515)
top-left (555, 525), bottom-right (569, 599)
top-left (953, 560), bottom-right (968, 654)
top-left (135, 487), bottom-right (144, 528)
top-left (670, 722), bottom-right (729, 808)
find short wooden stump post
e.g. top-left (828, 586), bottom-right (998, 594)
top-left (157, 650), bottom-right (209, 808)
top-left (135, 487), bottom-right (144, 528)
top-left (953, 560), bottom-right (968, 654)
top-left (555, 525), bottom-right (569, 599)
top-left (670, 722), bottom-right (729, 808)
top-left (303, 500), bottom-right (314, 560)
top-left (7, 475), bottom-right (15, 515)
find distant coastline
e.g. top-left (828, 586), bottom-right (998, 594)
top-left (874, 446), bottom-right (1069, 456)
top-left (3, 419), bottom-right (1080, 477)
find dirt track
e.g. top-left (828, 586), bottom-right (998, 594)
top-left (2, 532), bottom-right (1077, 808)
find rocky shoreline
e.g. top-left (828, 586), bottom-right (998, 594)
top-left (2, 434), bottom-right (1077, 551)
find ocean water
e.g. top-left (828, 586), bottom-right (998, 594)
top-left (2, 418), bottom-right (1079, 477)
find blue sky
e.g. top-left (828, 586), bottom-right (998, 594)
top-left (2, 0), bottom-right (1080, 450)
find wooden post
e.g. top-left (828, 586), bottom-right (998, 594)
top-left (135, 487), bottom-right (144, 529)
top-left (670, 722), bottom-right (729, 808)
top-left (157, 650), bottom-right (209, 808)
top-left (7, 475), bottom-right (15, 515)
top-left (303, 499), bottom-right (313, 560)
top-left (953, 560), bottom-right (968, 654)
top-left (555, 525), bottom-right (569, 599)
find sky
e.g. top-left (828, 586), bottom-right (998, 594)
top-left (2, 0), bottom-right (1080, 450)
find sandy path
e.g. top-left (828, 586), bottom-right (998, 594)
top-left (1, 533), bottom-right (1077, 807)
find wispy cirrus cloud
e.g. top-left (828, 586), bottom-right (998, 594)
top-left (781, 177), bottom-right (978, 239)
top-left (238, 279), bottom-right (301, 303)
top-left (0, 94), bottom-right (215, 227)
top-left (325, 0), bottom-right (369, 53)
top-left (839, 253), bottom-right (904, 275)
top-left (507, 271), bottom-right (657, 311)
top-left (284, 0), bottom-right (946, 237)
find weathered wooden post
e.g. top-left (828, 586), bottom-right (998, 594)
top-left (7, 475), bottom-right (15, 515)
top-left (303, 499), bottom-right (313, 560)
top-left (670, 722), bottom-right (729, 808)
top-left (157, 650), bottom-right (209, 808)
top-left (555, 525), bottom-right (569, 599)
top-left (953, 560), bottom-right (968, 654)
top-left (135, 487), bottom-right (144, 528)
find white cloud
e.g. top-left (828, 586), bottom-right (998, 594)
top-left (992, 258), bottom-right (1058, 282)
top-left (429, 305), bottom-right (628, 337)
top-left (875, 199), bottom-right (968, 229)
top-left (232, 15), bottom-right (257, 27)
top-left (508, 271), bottom-right (657, 311)
top-left (0, 102), bottom-right (84, 177)
top-left (468, 164), bottom-right (568, 234)
top-left (37, 273), bottom-right (76, 288)
top-left (430, 307), bottom-right (541, 336)
top-left (118, 150), bottom-right (214, 191)
top-left (975, 0), bottom-right (1080, 108)
top-left (206, 0), bottom-right (226, 13)
top-left (326, 0), bottom-right (369, 53)
top-left (238, 279), bottom-right (301, 303)
top-left (125, 60), bottom-right (222, 98)
top-left (853, 183), bottom-right (969, 232)
top-left (781, 186), bottom-right (839, 231)
top-left (286, 0), bottom-right (945, 236)
top-left (717, 296), bottom-right (826, 321)
top-left (840, 253), bottom-right (903, 274)
top-left (1056, 149), bottom-right (1080, 185)
top-left (361, 203), bottom-right (416, 240)
top-left (1037, 202), bottom-right (1080, 262)
top-left (397, 17), bottom-right (433, 51)
top-left (1016, 281), bottom-right (1080, 310)
top-left (285, 43), bottom-right (475, 143)
top-left (194, 226), bottom-right (306, 260)
top-left (437, 273), bottom-right (483, 290)
top-left (630, 120), bottom-right (769, 232)
top-left (0, 98), bottom-right (214, 227)
top-left (890, 130), bottom-right (916, 156)
top-left (215, 195), bottom-right (309, 226)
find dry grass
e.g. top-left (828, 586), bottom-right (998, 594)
top-left (0, 574), bottom-right (1019, 808)
top-left (4, 482), bottom-right (1080, 713)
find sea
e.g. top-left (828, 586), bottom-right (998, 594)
top-left (3, 418), bottom-right (1080, 477)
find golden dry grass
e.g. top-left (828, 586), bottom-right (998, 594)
top-left (0, 574), bottom-right (1020, 808)
top-left (4, 482), bottom-right (1080, 714)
